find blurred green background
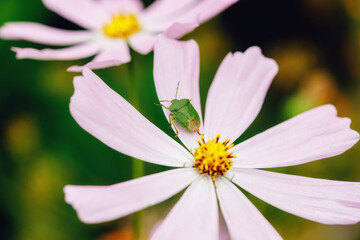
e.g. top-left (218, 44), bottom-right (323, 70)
top-left (1, 0), bottom-right (360, 239)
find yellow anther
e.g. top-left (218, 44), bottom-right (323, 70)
top-left (103, 14), bottom-right (140, 39)
top-left (193, 135), bottom-right (235, 179)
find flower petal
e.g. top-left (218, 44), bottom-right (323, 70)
top-left (67, 40), bottom-right (130, 72)
top-left (232, 104), bottom-right (360, 168)
top-left (42, 0), bottom-right (108, 29)
top-left (65, 168), bottom-right (198, 224)
top-left (215, 177), bottom-right (283, 239)
top-left (163, 20), bottom-right (199, 39)
top-left (164, 0), bottom-right (238, 37)
top-left (204, 47), bottom-right (278, 142)
top-left (153, 36), bottom-right (203, 151)
top-left (98, 0), bottom-right (144, 15)
top-left (230, 168), bottom-right (360, 225)
top-left (12, 41), bottom-right (101, 60)
top-left (141, 0), bottom-right (238, 34)
top-left (70, 68), bottom-right (193, 167)
top-left (128, 31), bottom-right (157, 54)
top-left (151, 174), bottom-right (218, 240)
top-left (0, 22), bottom-right (92, 46)
top-left (218, 213), bottom-right (231, 240)
top-left (141, 0), bottom-right (198, 23)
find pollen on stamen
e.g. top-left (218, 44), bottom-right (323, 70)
top-left (193, 134), bottom-right (235, 179)
top-left (103, 14), bottom-right (140, 39)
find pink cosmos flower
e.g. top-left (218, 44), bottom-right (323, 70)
top-left (65, 36), bottom-right (360, 239)
top-left (0, 0), bottom-right (238, 72)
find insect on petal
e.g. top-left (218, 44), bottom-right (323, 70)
top-left (154, 35), bottom-right (203, 151)
top-left (70, 68), bottom-right (193, 167)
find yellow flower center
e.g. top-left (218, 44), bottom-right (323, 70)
top-left (193, 134), bottom-right (235, 179)
top-left (103, 14), bottom-right (140, 39)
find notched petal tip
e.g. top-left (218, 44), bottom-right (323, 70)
top-left (352, 129), bottom-right (360, 141)
top-left (344, 123), bottom-right (360, 145)
top-left (64, 170), bottom-right (198, 225)
top-left (232, 103), bottom-right (359, 169)
top-left (12, 47), bottom-right (37, 59)
top-left (267, 58), bottom-right (279, 71)
top-left (63, 185), bottom-right (75, 204)
top-left (324, 104), bottom-right (359, 139)
top-left (231, 169), bottom-right (360, 225)
top-left (245, 46), bottom-right (262, 54)
top-left (243, 46), bottom-right (279, 73)
top-left (11, 46), bottom-right (20, 52)
top-left (0, 24), bottom-right (9, 38)
top-left (323, 103), bottom-right (337, 113)
top-left (63, 185), bottom-right (104, 224)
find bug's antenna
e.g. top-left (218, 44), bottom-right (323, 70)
top-left (175, 81), bottom-right (180, 99)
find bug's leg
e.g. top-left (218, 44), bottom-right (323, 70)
top-left (167, 113), bottom-right (173, 129)
top-left (154, 103), bottom-right (170, 109)
top-left (173, 121), bottom-right (179, 138)
top-left (196, 130), bottom-right (204, 136)
top-left (175, 81), bottom-right (180, 99)
top-left (159, 100), bottom-right (171, 103)
top-left (169, 116), bottom-right (179, 138)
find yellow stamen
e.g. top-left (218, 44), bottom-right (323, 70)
top-left (193, 134), bottom-right (235, 179)
top-left (103, 14), bottom-right (140, 39)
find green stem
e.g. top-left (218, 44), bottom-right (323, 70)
top-left (124, 61), bottom-right (144, 240)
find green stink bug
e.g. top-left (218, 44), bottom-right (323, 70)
top-left (157, 82), bottom-right (201, 137)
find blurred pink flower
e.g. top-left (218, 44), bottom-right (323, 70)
top-left (65, 36), bottom-right (360, 239)
top-left (0, 0), bottom-right (238, 72)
